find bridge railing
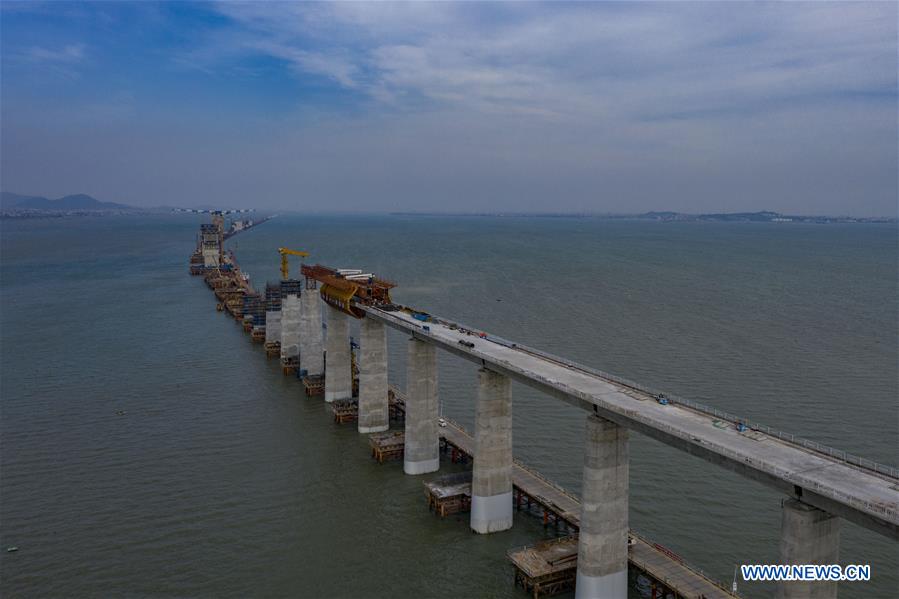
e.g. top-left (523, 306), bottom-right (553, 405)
top-left (408, 313), bottom-right (899, 482)
top-left (627, 407), bottom-right (897, 518)
top-left (662, 395), bottom-right (899, 480)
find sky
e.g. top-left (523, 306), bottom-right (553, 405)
top-left (1, 1), bottom-right (896, 216)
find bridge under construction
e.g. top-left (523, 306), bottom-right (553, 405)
top-left (187, 220), bottom-right (898, 599)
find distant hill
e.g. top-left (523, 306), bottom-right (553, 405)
top-left (631, 210), bottom-right (893, 224)
top-left (1, 191), bottom-right (135, 211)
top-left (0, 192), bottom-right (40, 208)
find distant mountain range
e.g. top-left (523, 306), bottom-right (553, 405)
top-left (391, 210), bottom-right (894, 223)
top-left (1, 191), bottom-right (136, 211)
top-left (3, 194), bottom-right (892, 223)
top-left (631, 210), bottom-right (894, 223)
top-left (0, 191), bottom-right (139, 212)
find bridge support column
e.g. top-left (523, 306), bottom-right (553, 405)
top-left (358, 317), bottom-right (388, 433)
top-left (264, 310), bottom-right (281, 346)
top-left (280, 292), bottom-right (301, 366)
top-left (576, 414), bottom-right (628, 599)
top-left (324, 306), bottom-right (352, 402)
top-left (299, 286), bottom-right (323, 377)
top-left (470, 368), bottom-right (513, 534)
top-left (776, 498), bottom-right (840, 599)
top-left (404, 338), bottom-right (439, 475)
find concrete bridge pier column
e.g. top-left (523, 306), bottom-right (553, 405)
top-left (358, 317), bottom-right (389, 433)
top-left (299, 287), bottom-right (324, 377)
top-left (324, 306), bottom-right (352, 402)
top-left (470, 367), bottom-right (513, 534)
top-left (279, 292), bottom-right (301, 366)
top-left (264, 310), bottom-right (281, 346)
top-left (403, 338), bottom-right (439, 475)
top-left (575, 414), bottom-right (628, 599)
top-left (776, 498), bottom-right (840, 599)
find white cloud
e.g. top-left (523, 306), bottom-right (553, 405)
top-left (203, 1), bottom-right (895, 126)
top-left (250, 41), bottom-right (360, 88)
top-left (3, 2), bottom-right (895, 215)
top-left (178, 1), bottom-right (898, 214)
top-left (26, 43), bottom-right (85, 64)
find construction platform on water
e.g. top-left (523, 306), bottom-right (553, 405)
top-left (332, 391), bottom-right (407, 427)
top-left (384, 387), bottom-right (734, 599)
top-left (186, 211), bottom-right (897, 599)
top-left (322, 382), bottom-right (736, 598)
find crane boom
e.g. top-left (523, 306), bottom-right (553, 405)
top-left (278, 247), bottom-right (310, 280)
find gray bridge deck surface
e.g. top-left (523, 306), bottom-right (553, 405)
top-left (436, 414), bottom-right (736, 598)
top-left (364, 306), bottom-right (899, 540)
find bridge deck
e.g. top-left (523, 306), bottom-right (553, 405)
top-left (367, 306), bottom-right (899, 539)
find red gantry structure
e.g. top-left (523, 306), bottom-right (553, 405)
top-left (300, 264), bottom-right (397, 318)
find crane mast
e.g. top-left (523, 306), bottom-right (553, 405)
top-left (278, 247), bottom-right (310, 279)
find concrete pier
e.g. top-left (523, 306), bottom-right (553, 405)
top-left (324, 306), bottom-right (352, 402)
top-left (264, 311), bottom-right (281, 346)
top-left (576, 415), bottom-right (629, 599)
top-left (280, 292), bottom-right (301, 364)
top-left (470, 368), bottom-right (513, 534)
top-left (358, 317), bottom-right (389, 433)
top-left (404, 338), bottom-right (439, 475)
top-left (776, 499), bottom-right (840, 599)
top-left (299, 287), bottom-right (324, 376)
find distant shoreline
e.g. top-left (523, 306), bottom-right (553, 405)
top-left (389, 211), bottom-right (896, 224)
top-left (2, 197), bottom-right (894, 224)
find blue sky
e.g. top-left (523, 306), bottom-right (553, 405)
top-left (1, 1), bottom-right (896, 215)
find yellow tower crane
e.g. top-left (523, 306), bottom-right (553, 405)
top-left (278, 247), bottom-right (310, 280)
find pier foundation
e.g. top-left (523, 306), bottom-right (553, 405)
top-left (280, 290), bottom-right (301, 366)
top-left (358, 317), bottom-right (389, 433)
top-left (776, 498), bottom-right (840, 599)
top-left (575, 414), bottom-right (628, 599)
top-left (404, 338), bottom-right (439, 475)
top-left (299, 287), bottom-right (324, 377)
top-left (470, 368), bottom-right (513, 534)
top-left (324, 306), bottom-right (352, 402)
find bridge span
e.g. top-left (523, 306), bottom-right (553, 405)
top-left (195, 220), bottom-right (897, 598)
top-left (351, 303), bottom-right (898, 599)
top-left (362, 305), bottom-right (898, 540)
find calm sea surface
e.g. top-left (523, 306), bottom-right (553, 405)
top-left (1, 214), bottom-right (896, 598)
